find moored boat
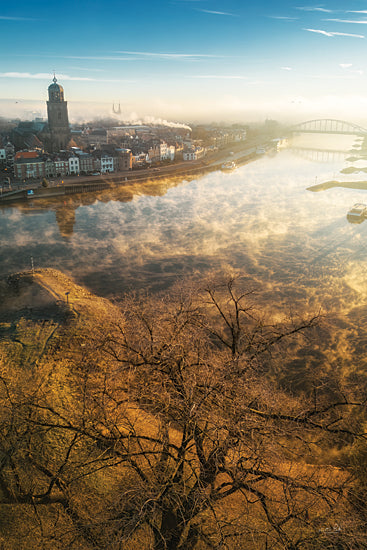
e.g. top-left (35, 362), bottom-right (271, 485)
top-left (221, 161), bottom-right (237, 171)
top-left (347, 203), bottom-right (367, 223)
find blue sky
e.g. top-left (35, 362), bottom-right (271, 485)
top-left (2, 0), bottom-right (367, 123)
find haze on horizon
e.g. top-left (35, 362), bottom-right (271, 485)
top-left (1, 0), bottom-right (367, 125)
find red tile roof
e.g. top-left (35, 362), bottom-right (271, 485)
top-left (14, 151), bottom-right (39, 160)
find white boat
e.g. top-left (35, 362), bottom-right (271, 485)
top-left (347, 203), bottom-right (367, 223)
top-left (221, 161), bottom-right (237, 171)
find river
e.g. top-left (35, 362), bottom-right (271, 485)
top-left (1, 134), bottom-right (367, 319)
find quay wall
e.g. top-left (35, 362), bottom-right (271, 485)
top-left (0, 149), bottom-right (258, 204)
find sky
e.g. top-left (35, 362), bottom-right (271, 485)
top-left (2, 0), bottom-right (367, 124)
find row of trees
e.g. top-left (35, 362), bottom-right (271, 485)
top-left (0, 273), bottom-right (366, 548)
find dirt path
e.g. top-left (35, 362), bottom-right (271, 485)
top-left (32, 268), bottom-right (121, 325)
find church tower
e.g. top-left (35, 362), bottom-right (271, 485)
top-left (46, 75), bottom-right (70, 152)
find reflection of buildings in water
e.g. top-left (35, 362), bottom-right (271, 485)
top-left (55, 203), bottom-right (76, 239)
top-left (1, 175), bottom-right (185, 238)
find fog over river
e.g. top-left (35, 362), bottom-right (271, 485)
top-left (2, 135), bottom-right (367, 322)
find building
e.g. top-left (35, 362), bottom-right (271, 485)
top-left (46, 75), bottom-right (71, 152)
top-left (183, 146), bottom-right (206, 161)
top-left (52, 156), bottom-right (70, 177)
top-left (166, 145), bottom-right (175, 161)
top-left (10, 120), bottom-right (46, 151)
top-left (100, 154), bottom-right (114, 173)
top-left (74, 151), bottom-right (94, 174)
top-left (147, 144), bottom-right (160, 164)
top-left (0, 141), bottom-right (15, 171)
top-left (159, 141), bottom-right (168, 161)
top-left (68, 155), bottom-right (80, 175)
top-left (91, 151), bottom-right (114, 173)
top-left (0, 140), bottom-right (6, 166)
top-left (14, 151), bottom-right (45, 180)
top-left (115, 149), bottom-right (132, 171)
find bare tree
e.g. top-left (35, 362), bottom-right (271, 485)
top-left (71, 274), bottom-right (367, 549)
top-left (0, 273), bottom-right (366, 549)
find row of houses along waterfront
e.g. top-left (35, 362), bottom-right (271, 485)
top-left (12, 147), bottom-right (132, 181)
top-left (0, 75), bottom-right (247, 182)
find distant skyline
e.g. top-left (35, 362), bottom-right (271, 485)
top-left (2, 0), bottom-right (367, 124)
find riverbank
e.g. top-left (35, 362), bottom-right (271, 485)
top-left (307, 179), bottom-right (367, 192)
top-left (0, 142), bottom-right (264, 204)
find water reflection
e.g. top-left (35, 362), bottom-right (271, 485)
top-left (292, 134), bottom-right (367, 223)
top-left (1, 135), bottom-right (367, 311)
top-left (346, 203), bottom-right (367, 225)
top-left (55, 203), bottom-right (76, 239)
top-left (288, 134), bottom-right (352, 164)
top-left (290, 149), bottom-right (347, 164)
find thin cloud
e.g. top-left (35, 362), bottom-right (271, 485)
top-left (68, 67), bottom-right (105, 72)
top-left (196, 9), bottom-right (238, 16)
top-left (0, 72), bottom-right (134, 82)
top-left (338, 64), bottom-right (364, 75)
top-left (325, 18), bottom-right (367, 24)
top-left (115, 50), bottom-right (226, 59)
top-left (347, 11), bottom-right (367, 14)
top-left (13, 52), bottom-right (227, 62)
top-left (268, 16), bottom-right (298, 20)
top-left (307, 73), bottom-right (358, 79)
top-left (15, 54), bottom-right (140, 61)
top-left (304, 28), bottom-right (365, 38)
top-left (281, 67), bottom-right (293, 71)
top-left (189, 75), bottom-right (248, 79)
top-left (296, 6), bottom-right (333, 12)
top-left (328, 31), bottom-right (364, 38)
top-left (304, 28), bottom-right (334, 36)
top-left (0, 15), bottom-right (37, 20)
top-left (62, 55), bottom-right (138, 61)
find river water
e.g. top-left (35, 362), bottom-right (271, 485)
top-left (1, 135), bottom-right (367, 317)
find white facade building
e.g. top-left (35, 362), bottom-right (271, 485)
top-left (68, 155), bottom-right (80, 174)
top-left (100, 155), bottom-right (114, 173)
top-left (167, 145), bottom-right (175, 161)
top-left (159, 141), bottom-right (168, 161)
top-left (183, 146), bottom-right (205, 161)
top-left (159, 141), bottom-right (175, 161)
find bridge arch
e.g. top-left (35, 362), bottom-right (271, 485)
top-left (289, 119), bottom-right (367, 136)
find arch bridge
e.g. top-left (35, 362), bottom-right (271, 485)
top-left (289, 119), bottom-right (367, 136)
